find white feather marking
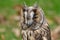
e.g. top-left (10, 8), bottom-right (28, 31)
top-left (30, 11), bottom-right (34, 19)
top-left (43, 37), bottom-right (47, 40)
top-left (24, 11), bottom-right (28, 24)
top-left (27, 11), bottom-right (34, 25)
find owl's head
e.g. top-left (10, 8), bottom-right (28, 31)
top-left (21, 3), bottom-right (44, 26)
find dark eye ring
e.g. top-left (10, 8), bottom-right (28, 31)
top-left (23, 9), bottom-right (25, 11)
top-left (33, 14), bottom-right (38, 19)
top-left (33, 9), bottom-right (37, 12)
top-left (23, 8), bottom-right (28, 12)
top-left (34, 16), bottom-right (38, 18)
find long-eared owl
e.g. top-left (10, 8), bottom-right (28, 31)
top-left (18, 3), bottom-right (51, 40)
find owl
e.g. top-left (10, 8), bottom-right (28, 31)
top-left (19, 3), bottom-right (51, 40)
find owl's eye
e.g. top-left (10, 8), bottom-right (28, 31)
top-left (23, 9), bottom-right (25, 11)
top-left (33, 14), bottom-right (38, 19)
top-left (34, 16), bottom-right (38, 18)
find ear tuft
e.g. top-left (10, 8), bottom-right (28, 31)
top-left (23, 2), bottom-right (27, 8)
top-left (33, 2), bottom-right (38, 8)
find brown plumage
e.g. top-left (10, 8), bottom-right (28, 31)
top-left (18, 4), bottom-right (51, 40)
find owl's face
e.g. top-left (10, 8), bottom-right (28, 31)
top-left (23, 6), bottom-right (37, 26)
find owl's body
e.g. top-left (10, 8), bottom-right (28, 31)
top-left (19, 4), bottom-right (51, 40)
top-left (22, 20), bottom-right (51, 40)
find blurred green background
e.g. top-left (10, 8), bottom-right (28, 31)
top-left (0, 0), bottom-right (60, 40)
